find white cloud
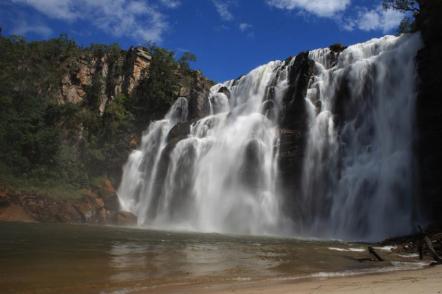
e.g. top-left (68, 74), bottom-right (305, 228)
top-left (266, 0), bottom-right (351, 18)
top-left (11, 0), bottom-right (170, 43)
top-left (11, 19), bottom-right (53, 37)
top-left (12, 0), bottom-right (77, 20)
top-left (239, 22), bottom-right (254, 37)
top-left (212, 0), bottom-right (234, 21)
top-left (159, 0), bottom-right (180, 8)
top-left (344, 6), bottom-right (404, 32)
top-left (239, 23), bottom-right (252, 32)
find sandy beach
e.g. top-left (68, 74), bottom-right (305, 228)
top-left (151, 266), bottom-right (442, 294)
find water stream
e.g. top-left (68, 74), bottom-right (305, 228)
top-left (118, 33), bottom-right (423, 241)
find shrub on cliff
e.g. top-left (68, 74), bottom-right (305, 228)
top-left (0, 34), bottom-right (201, 194)
top-left (0, 36), bottom-right (71, 177)
top-left (130, 46), bottom-right (180, 129)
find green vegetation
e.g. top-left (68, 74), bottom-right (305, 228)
top-left (131, 46), bottom-right (181, 128)
top-left (0, 34), bottom-right (198, 197)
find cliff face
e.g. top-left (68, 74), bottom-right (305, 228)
top-left (416, 1), bottom-right (442, 227)
top-left (58, 47), bottom-right (150, 108)
top-left (277, 53), bottom-right (315, 217)
top-left (57, 46), bottom-right (212, 118)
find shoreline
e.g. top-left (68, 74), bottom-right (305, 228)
top-left (1, 222), bottom-right (441, 293)
top-left (153, 265), bottom-right (442, 294)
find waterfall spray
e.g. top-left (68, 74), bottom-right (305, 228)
top-left (301, 33), bottom-right (423, 241)
top-left (118, 33), bottom-right (422, 241)
top-left (119, 61), bottom-right (290, 235)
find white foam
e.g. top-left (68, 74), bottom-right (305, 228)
top-left (397, 253), bottom-right (419, 258)
top-left (328, 247), bottom-right (365, 252)
top-left (374, 246), bottom-right (397, 252)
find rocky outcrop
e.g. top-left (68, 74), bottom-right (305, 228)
top-left (277, 53), bottom-right (315, 215)
top-left (57, 47), bottom-right (212, 116)
top-left (125, 47), bottom-right (152, 95)
top-left (186, 71), bottom-right (212, 119)
top-left (167, 122), bottom-right (191, 145)
top-left (0, 190), bottom-right (36, 223)
top-left (112, 211), bottom-right (137, 226)
top-left (60, 59), bottom-right (93, 104)
top-left (0, 180), bottom-right (136, 225)
top-left (416, 1), bottom-right (442, 227)
top-left (58, 47), bottom-right (152, 112)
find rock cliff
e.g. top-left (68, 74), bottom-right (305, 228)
top-left (57, 46), bottom-right (212, 118)
top-left (415, 1), bottom-right (442, 227)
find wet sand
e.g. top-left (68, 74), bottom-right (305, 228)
top-left (162, 266), bottom-right (442, 294)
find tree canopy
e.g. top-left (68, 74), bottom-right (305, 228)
top-left (0, 34), bottom-right (199, 192)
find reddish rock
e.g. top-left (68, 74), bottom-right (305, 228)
top-left (101, 178), bottom-right (115, 194)
top-left (0, 185), bottom-right (126, 226)
top-left (0, 202), bottom-right (36, 223)
top-left (113, 211), bottom-right (137, 226)
top-left (95, 197), bottom-right (105, 209)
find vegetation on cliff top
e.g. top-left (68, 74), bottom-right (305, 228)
top-left (0, 34), bottom-right (199, 198)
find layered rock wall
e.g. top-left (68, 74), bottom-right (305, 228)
top-left (57, 46), bottom-right (212, 118)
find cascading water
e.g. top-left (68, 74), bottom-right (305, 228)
top-left (119, 61), bottom-right (291, 235)
top-left (118, 33), bottom-right (423, 241)
top-left (300, 33), bottom-right (423, 241)
top-left (118, 97), bottom-right (188, 224)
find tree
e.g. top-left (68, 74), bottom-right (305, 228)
top-left (382, 0), bottom-right (421, 14)
top-left (0, 33), bottom-right (200, 190)
top-left (130, 46), bottom-right (180, 129)
top-left (383, 0), bottom-right (422, 33)
top-left (178, 52), bottom-right (197, 71)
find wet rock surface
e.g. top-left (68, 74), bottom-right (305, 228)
top-left (112, 211), bottom-right (138, 226)
top-left (277, 53), bottom-right (315, 217)
top-left (380, 229), bottom-right (442, 265)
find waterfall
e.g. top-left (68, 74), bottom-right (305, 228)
top-left (118, 61), bottom-right (291, 235)
top-left (300, 33), bottom-right (423, 241)
top-left (118, 33), bottom-right (423, 241)
top-left (118, 97), bottom-right (188, 224)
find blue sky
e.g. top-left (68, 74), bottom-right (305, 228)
top-left (0, 0), bottom-right (404, 82)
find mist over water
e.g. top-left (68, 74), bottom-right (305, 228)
top-left (118, 33), bottom-right (423, 241)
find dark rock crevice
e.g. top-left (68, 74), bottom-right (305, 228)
top-left (277, 52), bottom-right (315, 219)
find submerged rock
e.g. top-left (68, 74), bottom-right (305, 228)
top-left (112, 211), bottom-right (137, 226)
